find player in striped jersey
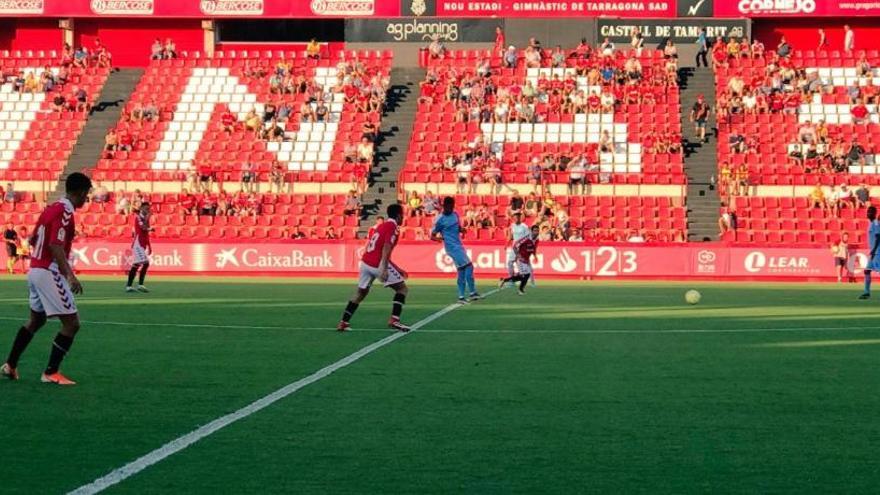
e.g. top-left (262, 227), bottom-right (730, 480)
top-left (498, 225), bottom-right (540, 295)
top-left (126, 202), bottom-right (153, 293)
top-left (1, 172), bottom-right (92, 385)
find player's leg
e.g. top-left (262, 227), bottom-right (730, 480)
top-left (860, 269), bottom-right (872, 299)
top-left (2, 309), bottom-right (47, 380)
top-left (125, 263), bottom-right (140, 291)
top-left (463, 263), bottom-right (480, 300)
top-left (387, 282), bottom-right (410, 332)
top-left (505, 248), bottom-right (516, 279)
top-left (137, 262), bottom-right (150, 292)
top-left (339, 263), bottom-right (376, 330)
top-left (456, 267), bottom-right (468, 303)
top-left (517, 274), bottom-right (529, 294)
top-left (41, 313), bottom-right (79, 385)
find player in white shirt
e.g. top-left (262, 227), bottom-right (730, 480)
top-left (505, 212), bottom-right (532, 283)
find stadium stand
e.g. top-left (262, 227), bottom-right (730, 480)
top-left (86, 49), bottom-right (392, 240)
top-left (715, 47), bottom-right (880, 245)
top-left (0, 49), bottom-right (109, 188)
top-left (400, 47), bottom-right (687, 242)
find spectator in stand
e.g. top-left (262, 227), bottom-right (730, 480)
top-left (494, 26), bottom-right (505, 56)
top-left (357, 137), bottom-right (374, 164)
top-left (503, 46), bottom-right (517, 68)
top-left (728, 132), bottom-right (746, 154)
top-left (833, 183), bottom-right (855, 217)
top-left (150, 38), bottom-right (163, 60)
top-left (343, 190), bottom-right (362, 217)
top-left (179, 189), bottom-right (197, 216)
top-left (508, 190), bottom-right (524, 217)
top-left (524, 192), bottom-right (540, 218)
top-left (245, 108), bottom-right (262, 135)
top-left (428, 34), bottom-right (447, 60)
top-left (92, 182), bottom-right (109, 203)
top-left (351, 160), bottom-right (367, 196)
top-left (289, 225), bottom-right (307, 240)
top-left (475, 204), bottom-right (496, 229)
top-left (855, 183), bottom-right (871, 208)
top-left (630, 27), bottom-right (644, 56)
top-left (423, 191), bottom-right (439, 216)
top-left (847, 138), bottom-right (866, 167)
top-left (262, 118), bottom-right (285, 142)
top-left (306, 39), bottom-right (321, 59)
top-left (735, 164), bottom-right (749, 196)
top-left (200, 194), bottom-right (217, 216)
top-left (718, 204), bottom-right (737, 238)
top-left (851, 98), bottom-right (869, 124)
top-left (270, 163), bottom-right (286, 193)
top-left (15, 226), bottom-right (30, 273)
top-left (73, 86), bottom-right (89, 113)
top-left (809, 182), bottom-right (827, 211)
top-left (143, 97), bottom-right (159, 121)
top-left (832, 233), bottom-right (851, 283)
top-left (818, 28), bottom-right (828, 50)
top-left (568, 158), bottom-right (587, 195)
top-left (73, 46), bottom-right (88, 68)
top-left (1, 183), bottom-right (14, 204)
top-left (197, 162), bottom-right (214, 193)
top-left (240, 162), bottom-right (256, 193)
top-left (4, 222), bottom-right (17, 274)
top-left (163, 38), bottom-right (177, 59)
top-left (844, 25), bottom-right (855, 54)
top-left (115, 190), bottom-right (131, 215)
top-left (777, 36), bottom-right (791, 58)
top-left (528, 157), bottom-right (543, 192)
top-left (695, 28), bottom-right (709, 68)
top-left (600, 38), bottom-right (614, 57)
top-left (52, 92), bottom-right (66, 112)
top-left (689, 94), bottom-right (711, 143)
top-left (221, 108), bottom-right (237, 134)
top-left (568, 229), bottom-right (584, 242)
top-left (103, 128), bottom-right (118, 157)
top-left (407, 191), bottom-right (424, 218)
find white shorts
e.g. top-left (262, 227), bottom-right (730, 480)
top-left (515, 261), bottom-right (533, 276)
top-left (28, 268), bottom-right (77, 317)
top-left (357, 261), bottom-right (406, 290)
top-left (132, 243), bottom-right (149, 265)
top-left (506, 248), bottom-right (516, 265)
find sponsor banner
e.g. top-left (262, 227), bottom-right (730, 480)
top-left (597, 18), bottom-right (749, 44)
top-left (677, 0), bottom-right (712, 16)
top-left (401, 0), bottom-right (438, 16)
top-left (0, 0), bottom-right (44, 14)
top-left (433, 0), bottom-right (676, 17)
top-left (0, 241), bottom-right (862, 279)
top-left (715, 0), bottom-right (880, 17)
top-left (345, 17), bottom-right (498, 42)
top-left (30, 0), bottom-right (400, 17)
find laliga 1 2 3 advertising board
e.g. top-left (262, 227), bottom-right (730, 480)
top-left (0, 240), bottom-right (860, 280)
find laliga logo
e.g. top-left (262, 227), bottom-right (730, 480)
top-left (435, 249), bottom-right (457, 273)
top-left (744, 252), bottom-right (766, 273)
top-left (215, 248), bottom-right (240, 268)
top-left (697, 250), bottom-right (716, 264)
top-left (550, 249), bottom-right (577, 273)
top-left (737, 0), bottom-right (815, 14)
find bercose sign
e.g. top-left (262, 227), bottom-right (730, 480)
top-left (1, 241), bottom-right (863, 280)
top-left (598, 18), bottom-right (750, 44)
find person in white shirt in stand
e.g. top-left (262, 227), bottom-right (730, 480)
top-left (844, 25), bottom-right (855, 54)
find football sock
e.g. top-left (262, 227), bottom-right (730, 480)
top-left (391, 293), bottom-right (406, 318)
top-left (464, 265), bottom-right (476, 294)
top-left (456, 269), bottom-right (466, 298)
top-left (341, 301), bottom-right (359, 322)
top-left (6, 259), bottom-right (13, 273)
top-left (138, 263), bottom-right (149, 285)
top-left (865, 271), bottom-right (872, 294)
top-left (518, 275), bottom-right (529, 292)
top-left (6, 326), bottom-right (34, 368)
top-left (126, 265), bottom-right (138, 287)
top-left (506, 259), bottom-right (515, 277)
top-left (45, 333), bottom-right (73, 375)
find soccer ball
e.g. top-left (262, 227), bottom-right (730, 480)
top-left (685, 290), bottom-right (701, 305)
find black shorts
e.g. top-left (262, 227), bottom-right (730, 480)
top-left (6, 246), bottom-right (16, 257)
top-left (835, 258), bottom-right (846, 267)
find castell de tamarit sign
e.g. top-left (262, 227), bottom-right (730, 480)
top-left (598, 18), bottom-right (750, 43)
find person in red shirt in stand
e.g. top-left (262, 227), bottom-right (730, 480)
top-left (851, 98), bottom-right (869, 124)
top-left (180, 188), bottom-right (197, 216)
top-left (337, 203), bottom-right (410, 332)
top-left (1, 172), bottom-right (92, 385)
top-left (221, 108), bottom-right (237, 134)
top-left (125, 202), bottom-right (153, 293)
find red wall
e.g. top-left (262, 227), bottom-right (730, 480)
top-left (753, 18), bottom-right (880, 53)
top-left (74, 19), bottom-right (203, 67)
top-left (0, 19), bottom-right (63, 52)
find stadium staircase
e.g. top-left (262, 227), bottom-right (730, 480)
top-left (358, 67), bottom-right (423, 236)
top-left (678, 66), bottom-right (720, 241)
top-left (55, 68), bottom-right (144, 196)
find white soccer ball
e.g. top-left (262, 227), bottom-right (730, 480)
top-left (685, 290), bottom-right (701, 305)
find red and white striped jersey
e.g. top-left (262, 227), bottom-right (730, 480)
top-left (132, 213), bottom-right (151, 249)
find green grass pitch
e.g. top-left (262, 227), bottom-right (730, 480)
top-left (1, 276), bottom-right (879, 494)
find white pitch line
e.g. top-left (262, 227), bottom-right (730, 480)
top-left (67, 288), bottom-right (500, 495)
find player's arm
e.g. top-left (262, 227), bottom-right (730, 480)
top-left (430, 219), bottom-right (443, 242)
top-left (48, 244), bottom-right (82, 294)
top-left (377, 242), bottom-right (394, 281)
